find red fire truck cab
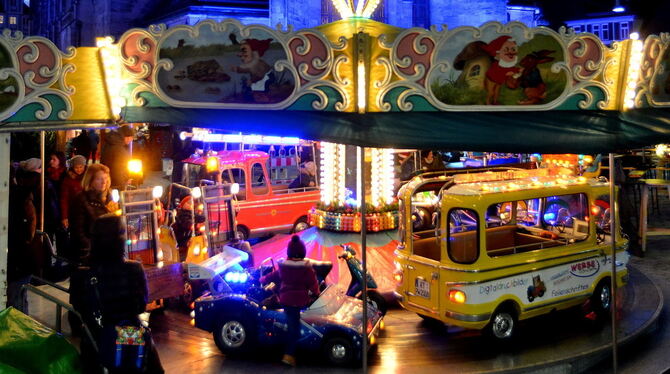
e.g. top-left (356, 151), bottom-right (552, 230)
top-left (184, 150), bottom-right (320, 239)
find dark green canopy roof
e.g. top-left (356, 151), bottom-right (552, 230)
top-left (123, 107), bottom-right (670, 153)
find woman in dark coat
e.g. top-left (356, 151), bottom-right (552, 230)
top-left (70, 214), bottom-right (163, 373)
top-left (69, 163), bottom-right (118, 265)
top-left (260, 235), bottom-right (319, 366)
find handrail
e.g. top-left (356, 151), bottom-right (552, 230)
top-left (21, 282), bottom-right (99, 353)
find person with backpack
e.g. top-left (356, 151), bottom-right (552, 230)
top-left (69, 214), bottom-right (164, 373)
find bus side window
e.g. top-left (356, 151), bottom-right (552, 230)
top-left (447, 208), bottom-right (479, 264)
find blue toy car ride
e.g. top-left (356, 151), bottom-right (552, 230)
top-left (192, 258), bottom-right (384, 366)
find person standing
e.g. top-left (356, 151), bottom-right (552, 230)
top-left (68, 164), bottom-right (118, 265)
top-left (72, 130), bottom-right (92, 162)
top-left (260, 235), bottom-right (319, 366)
top-left (69, 214), bottom-right (163, 373)
top-left (7, 164), bottom-right (37, 313)
top-left (60, 155), bottom-right (87, 261)
top-left (100, 125), bottom-right (135, 190)
top-left (89, 130), bottom-right (100, 164)
top-left (47, 151), bottom-right (67, 193)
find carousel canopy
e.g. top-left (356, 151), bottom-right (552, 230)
top-left (3, 19), bottom-right (670, 152)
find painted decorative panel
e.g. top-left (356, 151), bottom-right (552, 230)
top-left (636, 33), bottom-right (670, 108)
top-left (118, 20), bottom-right (353, 112)
top-left (0, 31), bottom-right (74, 122)
top-left (374, 22), bottom-right (623, 111)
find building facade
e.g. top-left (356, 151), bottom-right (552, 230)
top-left (0, 0), bottom-right (31, 36)
top-left (30, 0), bottom-right (544, 50)
top-left (565, 14), bottom-right (636, 45)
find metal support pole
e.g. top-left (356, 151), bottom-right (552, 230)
top-left (359, 146), bottom-right (368, 371)
top-left (609, 153), bottom-right (618, 373)
top-left (0, 134), bottom-right (10, 309)
top-left (40, 131), bottom-right (45, 232)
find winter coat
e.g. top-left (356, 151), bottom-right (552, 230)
top-left (47, 166), bottom-right (66, 192)
top-left (69, 260), bottom-right (147, 328)
top-left (100, 130), bottom-right (130, 189)
top-left (7, 185), bottom-right (37, 281)
top-left (60, 169), bottom-right (84, 222)
top-left (69, 190), bottom-right (118, 263)
top-left (260, 258), bottom-right (320, 308)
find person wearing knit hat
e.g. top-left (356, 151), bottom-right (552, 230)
top-left (69, 155), bottom-right (87, 168)
top-left (260, 235), bottom-right (319, 366)
top-left (482, 35), bottom-right (522, 105)
top-left (19, 158), bottom-right (42, 173)
top-left (60, 155), bottom-right (88, 231)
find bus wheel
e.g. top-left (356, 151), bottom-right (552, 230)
top-left (292, 217), bottom-right (310, 233)
top-left (487, 308), bottom-right (517, 340)
top-left (591, 279), bottom-right (612, 319)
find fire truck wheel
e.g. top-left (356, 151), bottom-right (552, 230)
top-left (236, 226), bottom-right (250, 241)
top-left (291, 217), bottom-right (310, 234)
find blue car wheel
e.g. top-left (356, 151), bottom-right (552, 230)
top-left (322, 336), bottom-right (354, 366)
top-left (214, 317), bottom-right (255, 355)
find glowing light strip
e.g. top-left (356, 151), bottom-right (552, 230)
top-left (97, 37), bottom-right (125, 118)
top-left (332, 0), bottom-right (354, 19)
top-left (357, 61), bottom-right (366, 113)
top-left (338, 144), bottom-right (347, 204)
top-left (623, 37), bottom-right (643, 110)
top-left (190, 131), bottom-right (300, 145)
top-left (320, 142), bottom-right (336, 205)
top-left (361, 0), bottom-right (381, 18)
top-left (331, 0), bottom-right (380, 19)
top-left (383, 149), bottom-right (395, 204)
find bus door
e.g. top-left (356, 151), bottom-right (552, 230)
top-left (406, 189), bottom-right (442, 316)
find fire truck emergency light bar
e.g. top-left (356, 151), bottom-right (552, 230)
top-left (181, 129), bottom-right (301, 145)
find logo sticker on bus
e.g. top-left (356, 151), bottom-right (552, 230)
top-left (570, 259), bottom-right (599, 278)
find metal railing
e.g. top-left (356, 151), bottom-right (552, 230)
top-left (21, 277), bottom-right (98, 352)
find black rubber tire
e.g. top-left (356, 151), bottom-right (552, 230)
top-left (367, 291), bottom-right (388, 316)
top-left (291, 216), bottom-right (310, 234)
top-left (486, 308), bottom-right (517, 341)
top-left (591, 279), bottom-right (612, 320)
top-left (213, 316), bottom-right (255, 355)
top-left (322, 336), bottom-right (355, 366)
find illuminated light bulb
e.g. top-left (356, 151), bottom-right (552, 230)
top-left (152, 185), bottom-right (164, 199)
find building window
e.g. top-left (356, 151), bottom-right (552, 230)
top-left (602, 23), bottom-right (610, 40)
top-left (469, 65), bottom-right (480, 77)
top-left (0, 16), bottom-right (4, 24)
top-left (413, 0), bottom-right (430, 28)
top-left (592, 24), bottom-right (600, 38)
top-left (620, 22), bottom-right (630, 39)
top-left (9, 16), bottom-right (17, 25)
top-left (573, 25), bottom-right (582, 33)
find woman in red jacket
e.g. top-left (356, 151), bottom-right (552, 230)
top-left (60, 155), bottom-right (87, 231)
top-left (260, 235), bottom-right (319, 366)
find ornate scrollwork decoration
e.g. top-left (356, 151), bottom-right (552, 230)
top-left (0, 32), bottom-right (74, 122)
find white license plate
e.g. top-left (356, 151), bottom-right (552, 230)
top-left (415, 278), bottom-right (430, 298)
